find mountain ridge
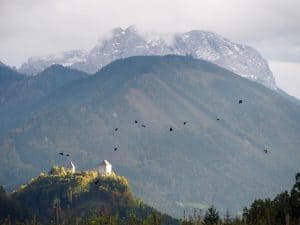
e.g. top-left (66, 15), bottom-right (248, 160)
top-left (0, 64), bottom-right (87, 138)
top-left (18, 26), bottom-right (276, 89)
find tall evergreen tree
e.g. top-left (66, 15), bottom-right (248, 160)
top-left (204, 206), bottom-right (220, 225)
top-left (290, 173), bottom-right (300, 224)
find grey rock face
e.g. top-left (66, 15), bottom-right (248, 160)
top-left (71, 26), bottom-right (172, 73)
top-left (0, 61), bottom-right (6, 67)
top-left (172, 31), bottom-right (276, 89)
top-left (19, 50), bottom-right (88, 76)
top-left (18, 27), bottom-right (276, 89)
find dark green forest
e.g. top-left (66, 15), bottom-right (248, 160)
top-left (0, 169), bottom-right (299, 225)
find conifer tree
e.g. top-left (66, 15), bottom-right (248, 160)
top-left (204, 206), bottom-right (220, 225)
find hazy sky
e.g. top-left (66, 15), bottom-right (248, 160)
top-left (0, 0), bottom-right (299, 98)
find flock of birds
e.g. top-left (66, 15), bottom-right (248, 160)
top-left (58, 98), bottom-right (269, 161)
top-left (110, 99), bottom-right (269, 154)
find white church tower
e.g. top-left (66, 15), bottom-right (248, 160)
top-left (98, 160), bottom-right (112, 176)
top-left (68, 161), bottom-right (76, 174)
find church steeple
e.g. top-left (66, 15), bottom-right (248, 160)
top-left (68, 161), bottom-right (75, 174)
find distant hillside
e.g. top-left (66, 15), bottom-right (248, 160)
top-left (0, 55), bottom-right (299, 217)
top-left (0, 64), bottom-right (24, 94)
top-left (9, 168), bottom-right (178, 225)
top-left (0, 64), bottom-right (87, 137)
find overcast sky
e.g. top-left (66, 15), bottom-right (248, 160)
top-left (0, 0), bottom-right (299, 98)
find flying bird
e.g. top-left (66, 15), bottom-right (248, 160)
top-left (239, 100), bottom-right (243, 104)
top-left (59, 152), bottom-right (64, 156)
top-left (183, 122), bottom-right (187, 125)
top-left (264, 149), bottom-right (268, 154)
top-left (65, 154), bottom-right (70, 157)
top-left (115, 128), bottom-right (118, 131)
top-left (135, 120), bottom-right (138, 124)
top-left (141, 124), bottom-right (146, 128)
top-left (169, 127), bottom-right (173, 132)
top-left (114, 147), bottom-right (118, 151)
top-left (216, 118), bottom-right (220, 121)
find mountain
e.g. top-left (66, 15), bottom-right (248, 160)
top-left (0, 61), bottom-right (10, 68)
top-left (6, 169), bottom-right (178, 225)
top-left (1, 55), bottom-right (299, 217)
top-left (0, 64), bottom-right (87, 137)
top-left (0, 62), bottom-right (24, 93)
top-left (19, 50), bottom-right (88, 76)
top-left (171, 30), bottom-right (276, 89)
top-left (19, 26), bottom-right (276, 89)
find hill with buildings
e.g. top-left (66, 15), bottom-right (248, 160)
top-left (1, 165), bottom-right (178, 225)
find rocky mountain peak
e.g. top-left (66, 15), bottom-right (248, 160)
top-left (18, 26), bottom-right (277, 89)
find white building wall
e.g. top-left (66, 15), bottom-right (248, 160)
top-left (106, 164), bottom-right (112, 174)
top-left (98, 164), bottom-right (112, 175)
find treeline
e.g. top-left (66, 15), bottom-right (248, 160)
top-left (182, 172), bottom-right (300, 225)
top-left (243, 172), bottom-right (300, 225)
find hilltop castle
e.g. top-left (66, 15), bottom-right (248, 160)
top-left (65, 159), bottom-right (112, 176)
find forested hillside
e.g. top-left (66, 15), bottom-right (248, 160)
top-left (1, 168), bottom-right (178, 225)
top-left (0, 55), bottom-right (299, 216)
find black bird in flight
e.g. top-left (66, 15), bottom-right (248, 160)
top-left (216, 118), bottom-right (220, 121)
top-left (135, 120), bottom-right (138, 124)
top-left (239, 100), bottom-right (243, 104)
top-left (169, 127), bottom-right (173, 132)
top-left (141, 124), bottom-right (146, 128)
top-left (183, 122), bottom-right (187, 125)
top-left (264, 149), bottom-right (268, 154)
top-left (65, 154), bottom-right (70, 157)
top-left (59, 152), bottom-right (64, 156)
top-left (114, 147), bottom-right (118, 151)
top-left (115, 128), bottom-right (118, 131)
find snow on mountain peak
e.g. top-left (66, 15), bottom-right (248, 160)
top-left (19, 50), bottom-right (88, 76)
top-left (18, 26), bottom-right (277, 89)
